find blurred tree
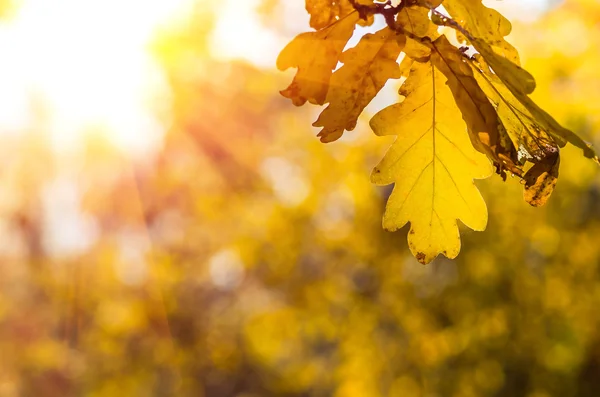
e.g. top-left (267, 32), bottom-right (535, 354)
top-left (0, 1), bottom-right (599, 397)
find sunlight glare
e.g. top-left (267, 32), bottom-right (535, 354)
top-left (0, 0), bottom-right (193, 153)
top-left (210, 0), bottom-right (283, 68)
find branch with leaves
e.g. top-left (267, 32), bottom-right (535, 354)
top-left (277, 0), bottom-right (598, 264)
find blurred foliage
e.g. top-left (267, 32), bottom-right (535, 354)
top-left (0, 1), bottom-right (599, 397)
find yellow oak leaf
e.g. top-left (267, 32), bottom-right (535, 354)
top-left (313, 28), bottom-right (405, 143)
top-left (277, 13), bottom-right (359, 106)
top-left (370, 59), bottom-right (492, 264)
top-left (396, 5), bottom-right (439, 60)
top-left (443, 0), bottom-right (521, 64)
top-left (397, 5), bottom-right (438, 37)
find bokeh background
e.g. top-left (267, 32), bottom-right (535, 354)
top-left (0, 0), bottom-right (599, 396)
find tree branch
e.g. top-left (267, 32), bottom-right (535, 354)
top-left (347, 0), bottom-right (433, 45)
top-left (347, 0), bottom-right (475, 47)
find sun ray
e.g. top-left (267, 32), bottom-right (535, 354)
top-left (0, 0), bottom-right (194, 154)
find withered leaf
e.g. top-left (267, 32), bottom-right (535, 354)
top-left (277, 12), bottom-right (359, 106)
top-left (313, 28), bottom-right (405, 142)
top-left (524, 150), bottom-right (560, 207)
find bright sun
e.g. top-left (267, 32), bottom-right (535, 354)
top-left (0, 0), bottom-right (193, 154)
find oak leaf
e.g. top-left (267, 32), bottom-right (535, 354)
top-left (277, 13), bottom-right (359, 106)
top-left (370, 59), bottom-right (492, 264)
top-left (313, 28), bottom-right (405, 142)
top-left (396, 5), bottom-right (439, 60)
top-left (523, 150), bottom-right (560, 207)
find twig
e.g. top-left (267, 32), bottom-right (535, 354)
top-left (347, 0), bottom-right (433, 45)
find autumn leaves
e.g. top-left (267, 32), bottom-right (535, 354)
top-left (314, 27), bottom-right (404, 142)
top-left (277, 0), bottom-right (598, 264)
top-left (277, 12), bottom-right (360, 106)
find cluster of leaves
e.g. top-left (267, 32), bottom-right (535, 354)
top-left (277, 0), bottom-right (599, 264)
